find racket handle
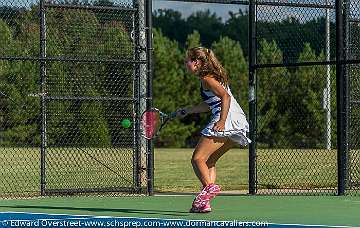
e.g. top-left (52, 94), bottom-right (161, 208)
top-left (170, 109), bottom-right (186, 118)
top-left (170, 112), bottom-right (177, 118)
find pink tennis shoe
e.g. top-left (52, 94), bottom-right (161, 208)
top-left (204, 183), bottom-right (221, 199)
top-left (189, 201), bottom-right (212, 213)
top-left (190, 183), bottom-right (221, 213)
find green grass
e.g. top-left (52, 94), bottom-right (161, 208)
top-left (154, 148), bottom-right (248, 193)
top-left (155, 148), bottom-right (338, 193)
top-left (0, 147), bottom-right (346, 196)
top-left (0, 148), bottom-right (40, 193)
top-left (0, 148), bottom-right (358, 226)
top-left (256, 149), bottom-right (337, 189)
top-left (0, 147), bottom-right (135, 195)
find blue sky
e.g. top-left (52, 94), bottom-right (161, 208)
top-left (1, 0), bottom-right (357, 22)
top-left (1, 0), bottom-right (245, 21)
top-left (152, 0), bottom-right (334, 22)
top-left (153, 0), bottom-right (247, 21)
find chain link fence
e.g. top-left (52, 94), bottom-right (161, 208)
top-left (0, 0), bottom-right (151, 198)
top-left (252, 0), bottom-right (338, 195)
top-left (347, 0), bottom-right (360, 195)
top-left (163, 0), bottom-right (359, 196)
top-left (251, 0), bottom-right (360, 195)
top-left (1, 0), bottom-right (360, 197)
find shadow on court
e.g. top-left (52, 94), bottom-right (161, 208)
top-left (0, 205), bottom-right (189, 217)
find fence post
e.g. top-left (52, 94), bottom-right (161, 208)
top-left (133, 0), bottom-right (142, 193)
top-left (40, 0), bottom-right (47, 196)
top-left (145, 0), bottom-right (154, 196)
top-left (336, 0), bottom-right (348, 196)
top-left (248, 0), bottom-right (257, 195)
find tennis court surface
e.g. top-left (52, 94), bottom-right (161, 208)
top-left (0, 195), bottom-right (359, 227)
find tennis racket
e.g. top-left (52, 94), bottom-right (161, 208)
top-left (141, 108), bottom-right (186, 139)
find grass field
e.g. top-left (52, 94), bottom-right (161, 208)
top-left (0, 147), bottom-right (359, 227)
top-left (154, 148), bottom-right (248, 193)
top-left (0, 147), bottom-right (135, 195)
top-left (155, 148), bottom-right (338, 193)
top-left (0, 147), bottom-right (342, 196)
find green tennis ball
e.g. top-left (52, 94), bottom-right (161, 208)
top-left (121, 119), bottom-right (132, 128)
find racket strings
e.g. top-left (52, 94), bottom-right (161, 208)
top-left (142, 111), bottom-right (162, 139)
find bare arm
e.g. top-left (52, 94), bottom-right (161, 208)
top-left (186, 101), bottom-right (210, 114)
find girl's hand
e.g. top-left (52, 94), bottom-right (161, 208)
top-left (213, 120), bottom-right (225, 132)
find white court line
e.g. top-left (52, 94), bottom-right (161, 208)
top-left (0, 211), bottom-right (358, 228)
top-left (267, 222), bottom-right (358, 228)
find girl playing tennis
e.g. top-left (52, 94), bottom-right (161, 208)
top-left (177, 47), bottom-right (251, 213)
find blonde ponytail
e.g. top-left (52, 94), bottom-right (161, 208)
top-left (186, 47), bottom-right (229, 87)
top-left (206, 49), bottom-right (228, 87)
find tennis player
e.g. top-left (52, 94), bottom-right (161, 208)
top-left (176, 47), bottom-right (251, 213)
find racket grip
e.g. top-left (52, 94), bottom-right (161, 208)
top-left (170, 109), bottom-right (187, 118)
top-left (170, 112), bottom-right (177, 118)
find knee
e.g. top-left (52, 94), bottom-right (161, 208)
top-left (191, 155), bottom-right (206, 166)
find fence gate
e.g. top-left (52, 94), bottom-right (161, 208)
top-left (249, 0), bottom-right (360, 195)
top-left (0, 0), bottom-right (151, 197)
top-left (249, 0), bottom-right (339, 195)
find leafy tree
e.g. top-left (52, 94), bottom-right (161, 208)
top-left (0, 19), bottom-right (12, 54)
top-left (0, 6), bottom-right (20, 28)
top-left (349, 66), bottom-right (360, 149)
top-left (182, 30), bottom-right (207, 146)
top-left (185, 30), bottom-right (201, 49)
top-left (0, 6), bottom-right (353, 149)
top-left (153, 9), bottom-right (189, 47)
top-left (94, 0), bottom-right (114, 7)
top-left (286, 44), bottom-right (328, 148)
top-left (186, 10), bottom-right (223, 47)
top-left (97, 20), bottom-right (133, 146)
top-left (152, 29), bottom-right (196, 147)
top-left (211, 37), bottom-right (248, 111)
top-left (0, 18), bottom-right (40, 146)
top-left (153, 9), bottom-right (336, 61)
top-left (45, 9), bottom-right (111, 146)
top-left (256, 39), bottom-right (289, 148)
top-left (257, 17), bottom-right (336, 63)
top-left (223, 9), bottom-right (249, 57)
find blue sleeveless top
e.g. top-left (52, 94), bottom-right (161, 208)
top-left (200, 83), bottom-right (222, 116)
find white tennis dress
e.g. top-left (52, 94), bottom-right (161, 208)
top-left (200, 82), bottom-right (251, 146)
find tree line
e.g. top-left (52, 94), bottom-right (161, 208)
top-left (0, 6), bottom-right (133, 147)
top-left (153, 9), bottom-right (340, 148)
top-left (153, 28), bottom-right (337, 148)
top-left (0, 6), bottom-right (345, 148)
top-left (153, 9), bottom-right (336, 61)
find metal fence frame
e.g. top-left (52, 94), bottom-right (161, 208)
top-left (164, 0), bottom-right (360, 195)
top-left (0, 0), bottom-right (153, 197)
top-left (1, 0), bottom-right (360, 197)
top-left (249, 0), bottom-right (359, 195)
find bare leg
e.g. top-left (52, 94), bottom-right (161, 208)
top-left (190, 137), bottom-right (236, 212)
top-left (191, 136), bottom-right (228, 187)
top-left (208, 166), bottom-right (216, 186)
top-left (207, 139), bottom-right (236, 184)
